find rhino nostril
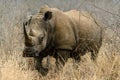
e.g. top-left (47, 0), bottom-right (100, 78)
top-left (26, 49), bottom-right (31, 52)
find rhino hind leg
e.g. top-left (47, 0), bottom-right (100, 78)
top-left (90, 44), bottom-right (101, 61)
top-left (91, 40), bottom-right (102, 61)
top-left (70, 52), bottom-right (81, 69)
top-left (91, 49), bottom-right (99, 61)
top-left (71, 52), bottom-right (81, 63)
top-left (74, 54), bottom-right (81, 63)
top-left (73, 46), bottom-right (87, 63)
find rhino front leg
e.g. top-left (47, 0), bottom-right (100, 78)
top-left (34, 56), bottom-right (48, 76)
top-left (54, 50), bottom-right (69, 72)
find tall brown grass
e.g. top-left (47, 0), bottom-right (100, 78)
top-left (0, 44), bottom-right (120, 80)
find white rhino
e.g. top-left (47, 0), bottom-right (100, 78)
top-left (23, 5), bottom-right (102, 75)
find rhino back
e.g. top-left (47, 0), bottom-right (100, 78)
top-left (65, 10), bottom-right (102, 43)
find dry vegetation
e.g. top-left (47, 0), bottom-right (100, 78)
top-left (0, 0), bottom-right (120, 80)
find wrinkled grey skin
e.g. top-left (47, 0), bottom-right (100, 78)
top-left (23, 5), bottom-right (102, 76)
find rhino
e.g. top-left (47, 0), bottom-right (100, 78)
top-left (23, 5), bottom-right (102, 75)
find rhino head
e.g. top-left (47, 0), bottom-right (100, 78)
top-left (23, 11), bottom-right (52, 57)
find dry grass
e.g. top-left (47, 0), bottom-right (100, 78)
top-left (0, 0), bottom-right (120, 80)
top-left (0, 46), bottom-right (120, 80)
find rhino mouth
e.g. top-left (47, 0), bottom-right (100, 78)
top-left (23, 49), bottom-right (39, 57)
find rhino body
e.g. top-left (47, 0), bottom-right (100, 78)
top-left (23, 5), bottom-right (102, 75)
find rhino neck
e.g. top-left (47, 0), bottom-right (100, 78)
top-left (40, 11), bottom-right (56, 54)
top-left (44, 21), bottom-right (55, 52)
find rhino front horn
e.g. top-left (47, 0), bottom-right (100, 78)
top-left (23, 22), bottom-right (29, 40)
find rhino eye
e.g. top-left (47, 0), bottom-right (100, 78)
top-left (39, 36), bottom-right (44, 43)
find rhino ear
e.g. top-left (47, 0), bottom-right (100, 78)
top-left (44, 11), bottom-right (52, 21)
